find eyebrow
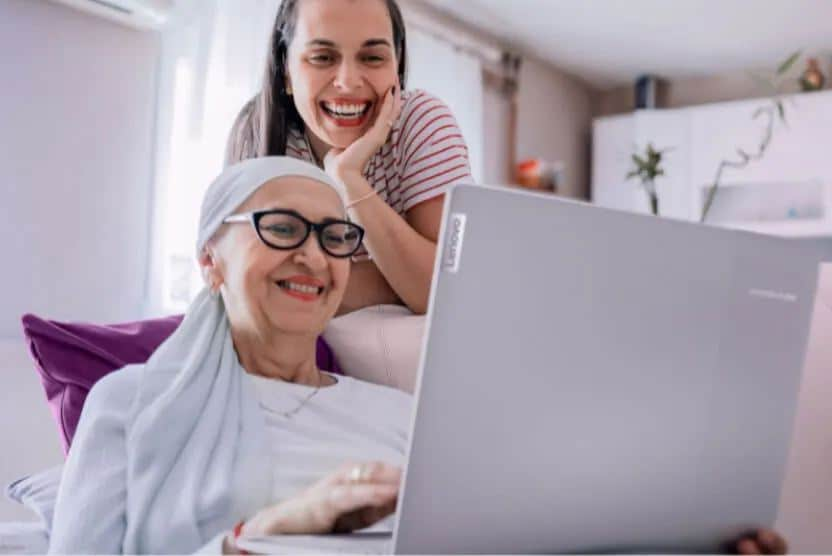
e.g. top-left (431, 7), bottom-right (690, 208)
top-left (305, 38), bottom-right (393, 49)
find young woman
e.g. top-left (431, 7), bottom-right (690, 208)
top-left (226, 0), bottom-right (473, 316)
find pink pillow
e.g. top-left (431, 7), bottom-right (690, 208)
top-left (21, 314), bottom-right (342, 454)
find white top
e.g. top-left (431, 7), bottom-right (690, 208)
top-left (49, 363), bottom-right (414, 554)
top-left (247, 373), bottom-right (413, 508)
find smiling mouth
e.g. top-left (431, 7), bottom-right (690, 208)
top-left (320, 100), bottom-right (372, 120)
top-left (276, 279), bottom-right (325, 296)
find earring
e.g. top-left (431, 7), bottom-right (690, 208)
top-left (285, 84), bottom-right (293, 96)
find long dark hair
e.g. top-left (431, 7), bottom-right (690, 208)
top-left (225, 0), bottom-right (408, 165)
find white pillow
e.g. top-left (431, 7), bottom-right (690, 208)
top-left (324, 305), bottom-right (425, 394)
top-left (5, 465), bottom-right (62, 532)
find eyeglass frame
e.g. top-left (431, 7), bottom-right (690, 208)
top-left (222, 208), bottom-right (365, 259)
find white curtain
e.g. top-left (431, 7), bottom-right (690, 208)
top-left (407, 29), bottom-right (484, 184)
top-left (145, 0), bottom-right (281, 315)
top-left (144, 3), bottom-right (485, 315)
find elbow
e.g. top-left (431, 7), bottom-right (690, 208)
top-left (409, 293), bottom-right (430, 316)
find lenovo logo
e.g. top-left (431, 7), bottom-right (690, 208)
top-left (442, 213), bottom-right (467, 273)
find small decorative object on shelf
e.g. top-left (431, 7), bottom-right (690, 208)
top-left (634, 75), bottom-right (668, 109)
top-left (799, 58), bottom-right (826, 91)
top-left (514, 159), bottom-right (562, 193)
top-left (626, 143), bottom-right (671, 216)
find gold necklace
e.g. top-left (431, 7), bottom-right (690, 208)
top-left (279, 368), bottom-right (323, 419)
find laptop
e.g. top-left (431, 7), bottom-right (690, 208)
top-left (239, 184), bottom-right (823, 554)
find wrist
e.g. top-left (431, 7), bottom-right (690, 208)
top-left (346, 189), bottom-right (378, 210)
top-left (330, 167), bottom-right (368, 192)
top-left (244, 506), bottom-right (294, 536)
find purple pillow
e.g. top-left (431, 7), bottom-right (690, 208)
top-left (20, 314), bottom-right (342, 455)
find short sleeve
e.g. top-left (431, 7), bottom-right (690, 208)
top-left (395, 90), bottom-right (474, 212)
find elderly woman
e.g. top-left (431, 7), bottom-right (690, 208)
top-left (49, 158), bottom-right (410, 554)
top-left (48, 157), bottom-right (787, 555)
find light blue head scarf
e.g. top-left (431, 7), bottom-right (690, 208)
top-left (123, 157), bottom-right (339, 553)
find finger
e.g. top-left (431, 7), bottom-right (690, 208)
top-left (359, 461), bottom-right (402, 485)
top-left (336, 461), bottom-right (402, 486)
top-left (369, 87), bottom-right (397, 138)
top-left (390, 84), bottom-right (403, 125)
top-left (328, 483), bottom-right (399, 514)
top-left (757, 529), bottom-right (787, 554)
top-left (737, 538), bottom-right (761, 555)
top-left (333, 499), bottom-right (397, 533)
top-left (379, 85), bottom-right (397, 120)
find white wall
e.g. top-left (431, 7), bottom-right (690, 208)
top-left (0, 0), bottom-right (160, 339)
top-left (0, 0), bottom-right (160, 520)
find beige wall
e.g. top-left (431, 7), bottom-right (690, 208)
top-left (516, 56), bottom-right (596, 199)
top-left (400, 0), bottom-right (598, 198)
top-left (482, 80), bottom-right (513, 184)
top-left (595, 71), bottom-right (808, 116)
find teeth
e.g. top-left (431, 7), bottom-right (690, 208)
top-left (323, 101), bottom-right (368, 117)
top-left (278, 281), bottom-right (322, 295)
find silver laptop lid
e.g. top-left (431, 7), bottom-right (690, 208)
top-left (394, 184), bottom-right (821, 554)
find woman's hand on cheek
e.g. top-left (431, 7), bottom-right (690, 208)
top-left (324, 85), bottom-right (402, 193)
top-left (243, 461), bottom-right (401, 536)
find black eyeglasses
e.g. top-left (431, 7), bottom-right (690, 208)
top-left (223, 209), bottom-right (365, 258)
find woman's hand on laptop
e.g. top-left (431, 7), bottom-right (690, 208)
top-left (734, 529), bottom-right (788, 554)
top-left (241, 461), bottom-right (401, 536)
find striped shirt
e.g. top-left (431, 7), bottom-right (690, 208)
top-left (286, 88), bottom-right (474, 215)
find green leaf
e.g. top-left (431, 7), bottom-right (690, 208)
top-left (776, 100), bottom-right (786, 123)
top-left (776, 50), bottom-right (802, 75)
top-left (632, 154), bottom-right (647, 168)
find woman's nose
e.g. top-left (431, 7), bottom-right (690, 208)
top-left (333, 59), bottom-right (363, 91)
top-left (293, 233), bottom-right (328, 271)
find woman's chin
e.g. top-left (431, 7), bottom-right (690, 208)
top-left (272, 318), bottom-right (326, 337)
top-left (318, 125), bottom-right (366, 150)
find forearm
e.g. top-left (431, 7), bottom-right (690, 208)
top-left (338, 261), bottom-right (402, 315)
top-left (345, 178), bottom-right (436, 315)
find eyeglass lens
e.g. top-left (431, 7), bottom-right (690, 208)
top-left (257, 212), bottom-right (361, 257)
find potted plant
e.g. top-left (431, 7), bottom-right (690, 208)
top-left (700, 50), bottom-right (803, 222)
top-left (626, 143), bottom-right (670, 216)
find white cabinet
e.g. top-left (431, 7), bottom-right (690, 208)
top-left (591, 114), bottom-right (637, 212)
top-left (592, 110), bottom-right (692, 219)
top-left (592, 90), bottom-right (832, 237)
